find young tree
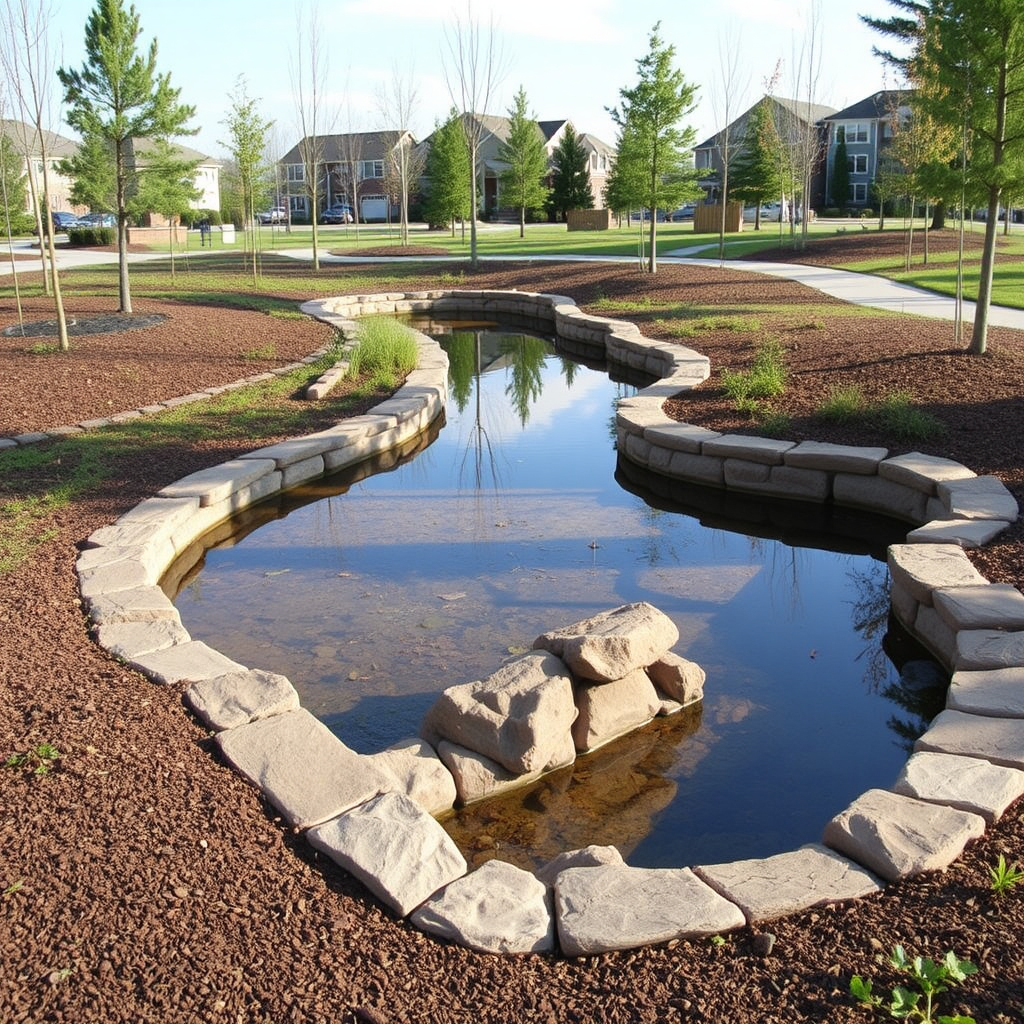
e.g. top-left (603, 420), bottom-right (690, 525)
top-left (729, 98), bottom-right (783, 227)
top-left (603, 126), bottom-right (647, 221)
top-left (423, 109), bottom-right (471, 234)
top-left (832, 132), bottom-right (851, 208)
top-left (607, 22), bottom-right (700, 273)
top-left (497, 86), bottom-right (548, 237)
top-left (549, 124), bottom-right (593, 220)
top-left (62, 130), bottom-right (116, 212)
top-left (710, 26), bottom-right (750, 259)
top-left (221, 75), bottom-right (273, 283)
top-left (442, 4), bottom-right (505, 267)
top-left (132, 137), bottom-right (198, 280)
top-left (59, 0), bottom-right (195, 314)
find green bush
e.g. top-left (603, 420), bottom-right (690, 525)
top-left (348, 316), bottom-right (419, 389)
top-left (818, 385), bottom-right (867, 422)
top-left (67, 226), bottom-right (115, 247)
top-left (821, 207), bottom-right (841, 218)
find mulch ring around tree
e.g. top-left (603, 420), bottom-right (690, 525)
top-left (1, 313), bottom-right (169, 338)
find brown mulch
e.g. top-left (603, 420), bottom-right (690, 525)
top-left (2, 254), bottom-right (1024, 1024)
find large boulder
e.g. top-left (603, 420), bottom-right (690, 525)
top-left (572, 668), bottom-right (662, 753)
top-left (420, 651), bottom-right (577, 774)
top-left (533, 602), bottom-right (679, 682)
top-left (646, 652), bottom-right (705, 706)
top-left (364, 738), bottom-right (458, 817)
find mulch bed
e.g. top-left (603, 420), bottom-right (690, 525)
top-left (2, 254), bottom-right (1023, 1024)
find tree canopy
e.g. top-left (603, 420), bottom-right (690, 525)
top-left (423, 109), bottom-right (471, 233)
top-left (607, 23), bottom-right (699, 272)
top-left (59, 0), bottom-right (195, 312)
top-left (497, 86), bottom-right (549, 236)
top-left (729, 99), bottom-right (784, 215)
top-left (549, 124), bottom-right (593, 220)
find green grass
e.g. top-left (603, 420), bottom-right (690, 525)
top-left (348, 316), bottom-right (419, 389)
top-left (657, 313), bottom-right (763, 337)
top-left (814, 385), bottom-right (944, 441)
top-left (818, 385), bottom-right (869, 422)
top-left (720, 338), bottom-right (787, 402)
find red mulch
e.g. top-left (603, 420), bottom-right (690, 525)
top-left (2, 252), bottom-right (1023, 1024)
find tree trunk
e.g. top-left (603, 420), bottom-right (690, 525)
top-left (469, 149), bottom-right (479, 269)
top-left (971, 188), bottom-right (1001, 355)
top-left (930, 201), bottom-right (945, 231)
top-left (519, 207), bottom-right (525, 239)
top-left (115, 141), bottom-right (132, 314)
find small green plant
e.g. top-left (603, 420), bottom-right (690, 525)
top-left (3, 879), bottom-right (24, 897)
top-left (709, 934), bottom-right (727, 947)
top-left (756, 408), bottom-right (792, 436)
top-left (873, 390), bottom-right (945, 442)
top-left (25, 341), bottom-right (61, 355)
top-left (818, 384), bottom-right (867, 422)
top-left (6, 741), bottom-right (62, 775)
top-left (720, 337), bottom-right (787, 406)
top-left (241, 343), bottom-right (277, 360)
top-left (850, 945), bottom-right (977, 1024)
top-left (348, 316), bottom-right (418, 389)
top-left (989, 853), bottom-right (1024, 897)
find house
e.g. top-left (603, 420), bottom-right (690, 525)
top-left (821, 90), bottom-right (911, 208)
top-left (0, 119), bottom-right (80, 213)
top-left (417, 114), bottom-right (615, 217)
top-left (128, 138), bottom-right (223, 214)
top-left (278, 131), bottom-right (415, 223)
top-left (694, 95), bottom-right (838, 210)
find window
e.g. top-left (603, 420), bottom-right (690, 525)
top-left (286, 164), bottom-right (304, 183)
top-left (360, 160), bottom-right (384, 180)
top-left (848, 154), bottom-right (868, 174)
top-left (848, 123), bottom-right (869, 143)
top-left (853, 183), bottom-right (868, 203)
top-left (290, 195), bottom-right (307, 214)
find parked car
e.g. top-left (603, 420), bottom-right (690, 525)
top-left (668, 204), bottom-right (697, 221)
top-left (78, 212), bottom-right (116, 228)
top-left (743, 202), bottom-right (789, 223)
top-left (320, 203), bottom-right (354, 224)
top-left (49, 211), bottom-right (81, 230)
top-left (257, 207), bottom-right (287, 224)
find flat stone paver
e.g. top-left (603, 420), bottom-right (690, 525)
top-left (554, 863), bottom-right (744, 956)
top-left (906, 519), bottom-right (1010, 548)
top-left (888, 544), bottom-right (988, 604)
top-left (86, 585), bottom-right (182, 625)
top-left (947, 666), bottom-right (1024, 717)
top-left (914, 708), bottom-right (1024, 770)
top-left (894, 750), bottom-right (1024, 824)
top-left (307, 792), bottom-right (466, 917)
top-left (955, 630), bottom-right (1024, 671)
top-left (879, 452), bottom-right (975, 491)
top-left (823, 788), bottom-right (985, 882)
top-left (129, 640), bottom-right (246, 685)
top-left (411, 859), bottom-right (555, 954)
top-left (95, 619), bottom-right (191, 660)
top-left (535, 845), bottom-right (625, 888)
top-left (694, 844), bottom-right (883, 924)
top-left (185, 668), bottom-right (300, 731)
top-left (364, 738), bottom-right (458, 816)
top-left (938, 475), bottom-right (1019, 522)
top-left (933, 584), bottom-right (1024, 632)
top-left (216, 708), bottom-right (392, 829)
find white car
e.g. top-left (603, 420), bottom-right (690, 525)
top-left (257, 207), bottom-right (287, 224)
top-left (744, 202), bottom-right (788, 222)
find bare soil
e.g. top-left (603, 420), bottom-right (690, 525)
top-left (2, 250), bottom-right (1023, 1024)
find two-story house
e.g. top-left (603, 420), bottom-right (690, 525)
top-left (279, 130), bottom-right (415, 223)
top-left (822, 90), bottom-right (911, 209)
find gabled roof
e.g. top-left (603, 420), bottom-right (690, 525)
top-left (578, 132), bottom-right (615, 157)
top-left (695, 94), bottom-right (838, 151)
top-left (537, 119), bottom-right (567, 142)
top-left (280, 130), bottom-right (412, 165)
top-left (129, 137), bottom-right (219, 166)
top-left (823, 89), bottom-right (912, 122)
top-left (0, 119), bottom-right (78, 159)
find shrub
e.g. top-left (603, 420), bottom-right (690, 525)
top-left (873, 390), bottom-right (944, 441)
top-left (67, 226), bottom-right (115, 247)
top-left (821, 207), bottom-right (841, 218)
top-left (818, 385), bottom-right (867, 422)
top-left (348, 316), bottom-right (419, 389)
top-left (720, 338), bottom-right (787, 404)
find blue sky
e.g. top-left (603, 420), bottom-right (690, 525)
top-left (47, 0), bottom-right (906, 159)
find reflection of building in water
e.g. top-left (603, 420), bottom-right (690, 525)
top-left (442, 704), bottom-right (705, 871)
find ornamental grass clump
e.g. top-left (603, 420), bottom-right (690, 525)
top-left (348, 316), bottom-right (419, 390)
top-left (720, 337), bottom-right (787, 404)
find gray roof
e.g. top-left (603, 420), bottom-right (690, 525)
top-left (280, 130), bottom-right (411, 165)
top-left (823, 89), bottom-right (912, 122)
top-left (695, 94), bottom-right (838, 151)
top-left (0, 119), bottom-right (78, 158)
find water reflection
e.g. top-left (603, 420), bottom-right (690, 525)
top-left (171, 324), bottom-right (947, 866)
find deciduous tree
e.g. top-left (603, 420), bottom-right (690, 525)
top-left (59, 0), bottom-right (195, 313)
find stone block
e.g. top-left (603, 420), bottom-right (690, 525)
top-left (411, 859), bottom-right (554, 954)
top-left (694, 844), bottom-right (883, 924)
top-left (667, 449), bottom-right (724, 486)
top-left (646, 652), bottom-right (705, 706)
top-left (833, 474), bottom-right (928, 523)
top-left (783, 441), bottom-right (888, 474)
top-left (280, 454), bottom-right (324, 490)
top-left (914, 708), bottom-right (1024, 770)
top-left (906, 520), bottom-right (1010, 548)
top-left (436, 741), bottom-right (547, 805)
top-left (955, 630), bottom-right (1024, 671)
top-left (933, 584), bottom-right (1024, 632)
top-left (572, 669), bottom-right (662, 753)
top-left (879, 452), bottom-right (975, 493)
top-left (420, 652), bottom-right (577, 775)
top-left (554, 864), bottom-right (745, 956)
top-left (701, 434), bottom-right (794, 465)
top-left (644, 422), bottom-right (721, 455)
top-left (94, 619), bottom-right (191, 660)
top-left (307, 793), bottom-right (466, 917)
top-left (887, 543), bottom-right (988, 606)
top-left (534, 602), bottom-right (680, 683)
top-left (129, 640), bottom-right (246, 685)
top-left (947, 667), bottom-right (1024, 718)
top-left (894, 751), bottom-right (1024, 824)
top-left (822, 788), bottom-right (985, 881)
top-left (938, 476), bottom-right (1019, 522)
top-left (889, 580), bottom-right (919, 632)
top-left (535, 845), bottom-right (625, 888)
top-left (157, 458), bottom-right (277, 508)
top-left (912, 604), bottom-right (957, 667)
top-left (365, 738), bottom-right (458, 816)
top-left (624, 433), bottom-right (652, 466)
top-left (77, 558), bottom-right (160, 601)
top-left (185, 668), bottom-right (300, 731)
top-left (86, 585), bottom-right (183, 626)
top-left (216, 708), bottom-right (391, 829)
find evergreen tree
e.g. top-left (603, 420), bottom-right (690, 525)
top-left (0, 135), bottom-right (30, 235)
top-left (832, 133), bottom-right (851, 209)
top-left (497, 87), bottom-right (549, 237)
top-left (58, 0), bottom-right (195, 313)
top-left (61, 131), bottom-right (116, 213)
top-left (423, 110), bottom-right (471, 234)
top-left (603, 125), bottom-right (647, 217)
top-left (132, 137), bottom-right (199, 278)
top-left (549, 124), bottom-right (593, 220)
top-left (607, 23), bottom-right (699, 272)
top-left (729, 99), bottom-right (783, 225)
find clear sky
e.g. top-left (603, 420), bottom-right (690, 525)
top-left (45, 0), bottom-right (906, 160)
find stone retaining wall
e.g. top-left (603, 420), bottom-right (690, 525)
top-left (76, 288), bottom-right (1024, 958)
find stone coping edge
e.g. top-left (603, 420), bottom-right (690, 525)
top-left (77, 288), bottom-right (1024, 958)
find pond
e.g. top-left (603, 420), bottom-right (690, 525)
top-left (169, 321), bottom-right (945, 871)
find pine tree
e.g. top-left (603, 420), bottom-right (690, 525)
top-left (729, 99), bottom-right (784, 225)
top-left (58, 0), bottom-right (195, 313)
top-left (550, 124), bottom-right (593, 220)
top-left (423, 110), bottom-right (471, 234)
top-left (607, 23), bottom-right (699, 272)
top-left (832, 133), bottom-right (851, 209)
top-left (131, 138), bottom-right (199, 279)
top-left (497, 87), bottom-right (549, 237)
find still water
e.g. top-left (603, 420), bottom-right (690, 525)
top-left (172, 325), bottom-right (943, 869)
